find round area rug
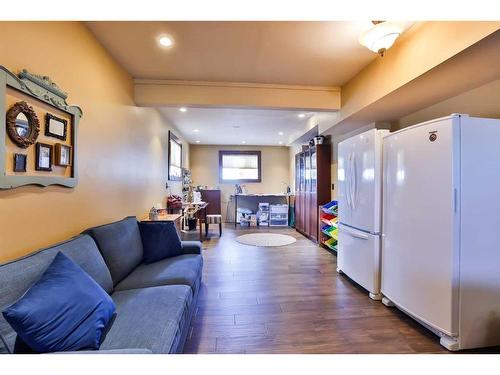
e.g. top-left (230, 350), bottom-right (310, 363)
top-left (235, 233), bottom-right (297, 247)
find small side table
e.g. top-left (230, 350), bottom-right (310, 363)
top-left (140, 213), bottom-right (182, 235)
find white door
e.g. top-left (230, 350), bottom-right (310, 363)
top-left (338, 129), bottom-right (384, 233)
top-left (338, 223), bottom-right (381, 296)
top-left (382, 116), bottom-right (460, 336)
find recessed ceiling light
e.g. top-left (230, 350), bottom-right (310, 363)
top-left (179, 107), bottom-right (187, 112)
top-left (241, 141), bottom-right (246, 144)
top-left (279, 141), bottom-right (283, 145)
top-left (195, 140), bottom-right (200, 143)
top-left (193, 129), bottom-right (199, 133)
top-left (298, 114), bottom-right (306, 118)
top-left (158, 36), bottom-right (174, 48)
top-left (278, 131), bottom-right (284, 136)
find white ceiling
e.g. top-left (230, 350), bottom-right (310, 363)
top-left (86, 21), bottom-right (382, 86)
top-left (160, 107), bottom-right (338, 145)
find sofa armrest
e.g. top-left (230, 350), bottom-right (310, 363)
top-left (181, 241), bottom-right (202, 255)
top-left (53, 348), bottom-right (152, 354)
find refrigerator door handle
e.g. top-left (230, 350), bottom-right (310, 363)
top-left (348, 151), bottom-right (355, 210)
top-left (340, 224), bottom-right (370, 240)
top-left (352, 152), bottom-right (357, 210)
top-left (349, 231), bottom-right (369, 240)
top-left (345, 152), bottom-right (353, 210)
top-left (454, 188), bottom-right (458, 213)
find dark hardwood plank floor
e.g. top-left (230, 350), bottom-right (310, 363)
top-left (182, 224), bottom-right (490, 354)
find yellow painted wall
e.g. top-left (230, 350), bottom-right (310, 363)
top-left (337, 22), bottom-right (500, 127)
top-left (395, 78), bottom-right (500, 130)
top-left (0, 22), bottom-right (188, 262)
top-left (288, 145), bottom-right (300, 193)
top-left (189, 144), bottom-right (290, 220)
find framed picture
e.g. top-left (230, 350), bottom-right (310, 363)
top-left (35, 142), bottom-right (53, 171)
top-left (13, 153), bottom-right (27, 172)
top-left (55, 143), bottom-right (71, 166)
top-left (45, 113), bottom-right (67, 141)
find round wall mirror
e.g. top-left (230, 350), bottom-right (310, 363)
top-left (6, 101), bottom-right (40, 148)
top-left (15, 112), bottom-right (29, 137)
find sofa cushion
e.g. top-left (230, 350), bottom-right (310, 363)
top-left (0, 235), bottom-right (112, 353)
top-left (139, 221), bottom-right (183, 264)
top-left (84, 217), bottom-right (144, 286)
top-left (114, 254), bottom-right (203, 292)
top-left (101, 285), bottom-right (192, 354)
top-left (181, 241), bottom-right (202, 255)
top-left (2, 253), bottom-right (115, 353)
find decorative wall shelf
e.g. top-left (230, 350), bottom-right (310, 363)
top-left (0, 66), bottom-right (83, 189)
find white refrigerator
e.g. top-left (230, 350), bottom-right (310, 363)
top-left (337, 128), bottom-right (388, 300)
top-left (382, 114), bottom-right (500, 351)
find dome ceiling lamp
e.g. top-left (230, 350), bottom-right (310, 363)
top-left (359, 21), bottom-right (404, 57)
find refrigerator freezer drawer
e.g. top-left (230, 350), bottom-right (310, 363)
top-left (337, 224), bottom-right (381, 297)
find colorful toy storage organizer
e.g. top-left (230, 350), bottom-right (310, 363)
top-left (320, 200), bottom-right (338, 252)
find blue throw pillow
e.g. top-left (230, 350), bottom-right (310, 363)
top-left (2, 252), bottom-right (116, 353)
top-left (139, 221), bottom-right (183, 264)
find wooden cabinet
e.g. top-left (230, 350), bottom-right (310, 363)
top-left (294, 143), bottom-right (331, 242)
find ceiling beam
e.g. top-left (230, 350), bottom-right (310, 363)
top-left (321, 21), bottom-right (500, 135)
top-left (134, 79), bottom-right (341, 111)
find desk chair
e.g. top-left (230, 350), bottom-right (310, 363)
top-left (201, 189), bottom-right (222, 237)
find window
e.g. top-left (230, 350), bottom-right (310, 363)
top-left (219, 150), bottom-right (261, 183)
top-left (168, 131), bottom-right (182, 181)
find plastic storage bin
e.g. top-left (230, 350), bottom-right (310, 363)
top-left (270, 204), bottom-right (289, 227)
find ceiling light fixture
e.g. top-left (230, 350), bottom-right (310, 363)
top-left (179, 107), bottom-right (187, 112)
top-left (298, 114), bottom-right (305, 118)
top-left (279, 141), bottom-right (283, 145)
top-left (241, 141), bottom-right (246, 144)
top-left (193, 129), bottom-right (199, 133)
top-left (359, 21), bottom-right (403, 57)
top-left (158, 36), bottom-right (174, 48)
top-left (278, 131), bottom-right (284, 136)
top-left (195, 140), bottom-right (200, 143)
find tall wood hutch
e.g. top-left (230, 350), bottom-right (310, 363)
top-left (294, 142), bottom-right (331, 242)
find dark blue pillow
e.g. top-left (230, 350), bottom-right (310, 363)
top-left (2, 252), bottom-right (116, 353)
top-left (139, 221), bottom-right (183, 264)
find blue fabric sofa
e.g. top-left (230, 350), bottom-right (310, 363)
top-left (0, 216), bottom-right (202, 354)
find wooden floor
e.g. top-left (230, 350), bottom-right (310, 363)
top-left (181, 225), bottom-right (487, 354)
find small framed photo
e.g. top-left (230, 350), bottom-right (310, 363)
top-left (13, 153), bottom-right (27, 172)
top-left (35, 142), bottom-right (53, 171)
top-left (55, 143), bottom-right (72, 167)
top-left (45, 113), bottom-right (67, 141)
